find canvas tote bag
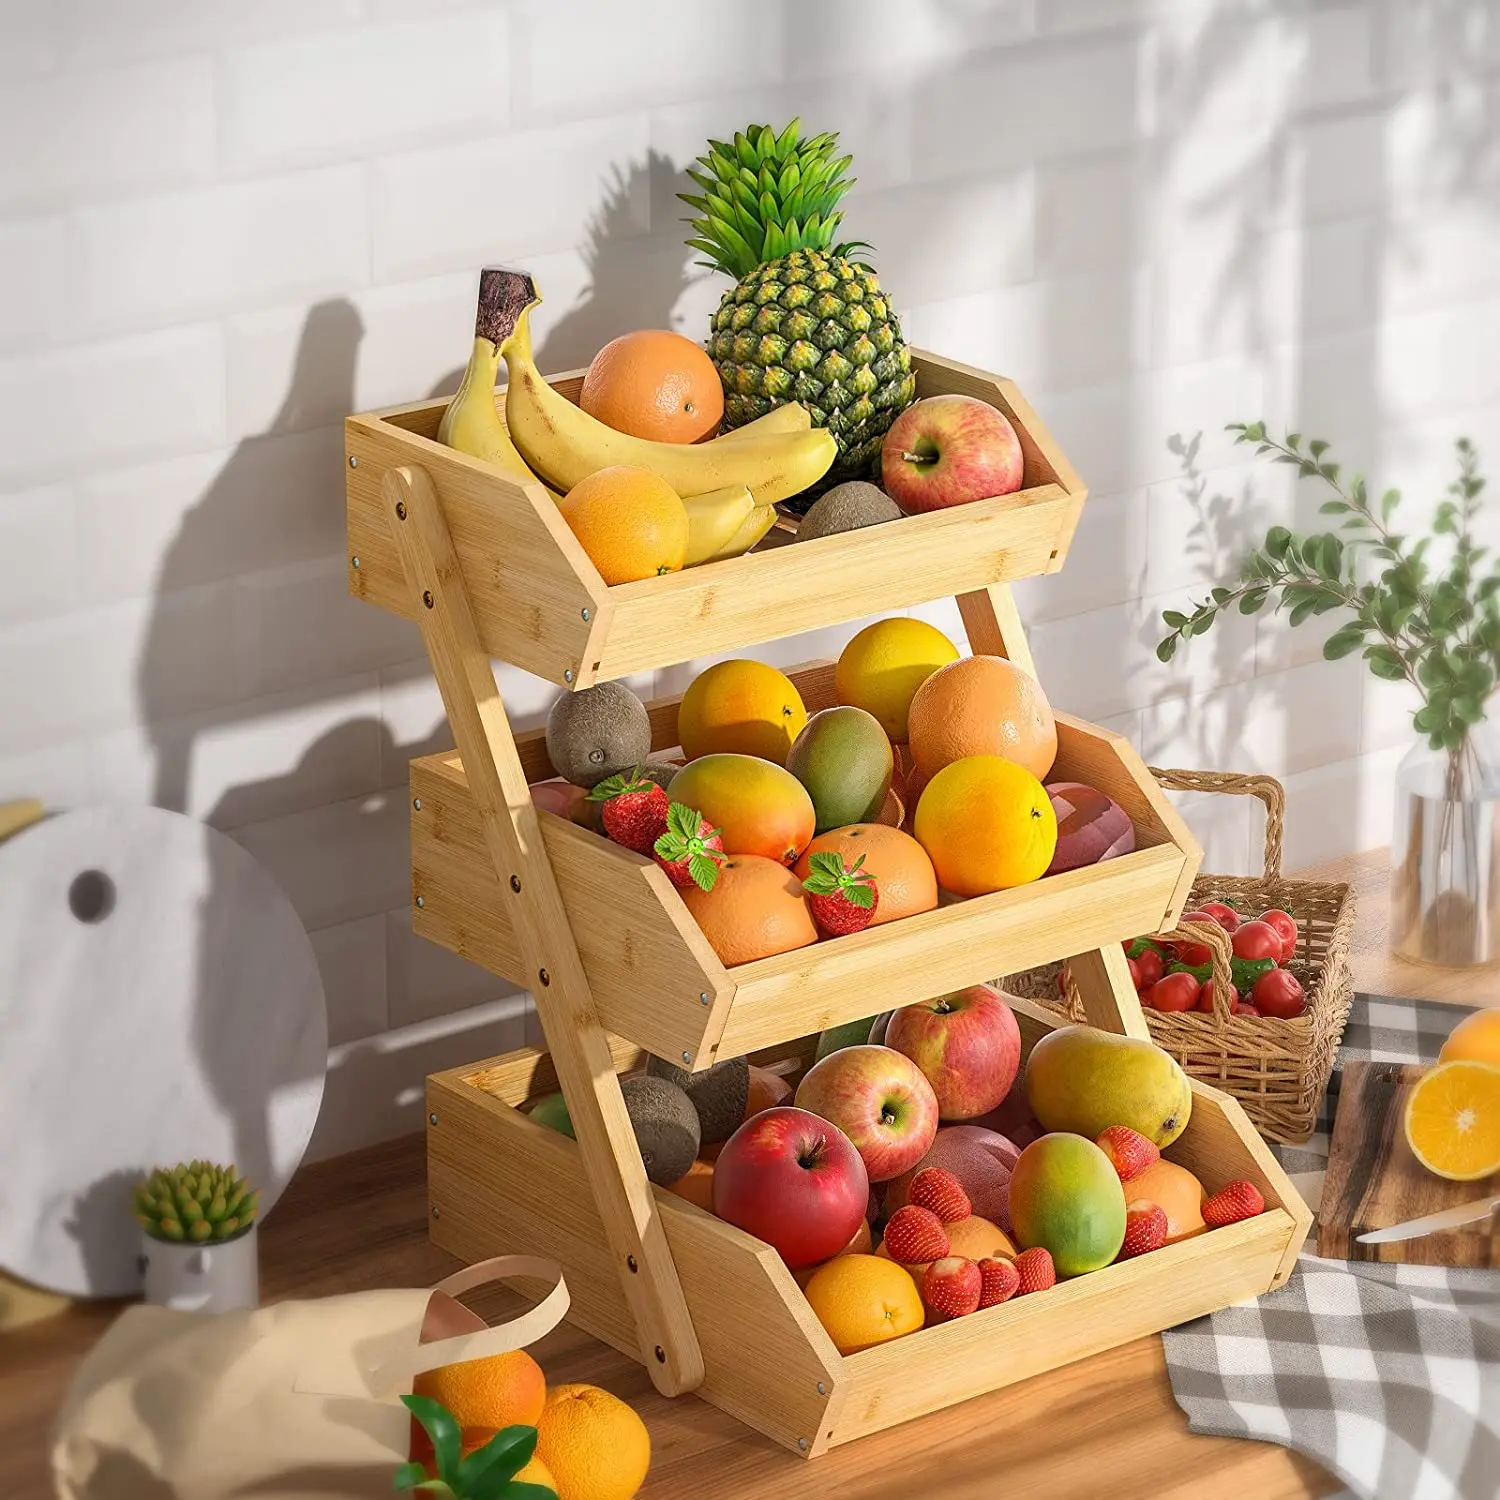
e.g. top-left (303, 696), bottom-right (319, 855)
top-left (51, 1255), bottom-right (569, 1500)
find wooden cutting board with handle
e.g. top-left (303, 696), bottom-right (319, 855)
top-left (1318, 1059), bottom-right (1500, 1265)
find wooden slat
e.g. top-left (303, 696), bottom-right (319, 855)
top-left (1066, 943), bottom-right (1153, 1040)
top-left (384, 465), bottom-right (703, 1396)
top-left (428, 1071), bottom-right (839, 1456)
top-left (347, 414), bottom-right (609, 686)
top-left (834, 1211), bottom-right (1295, 1448)
top-left (716, 844), bottom-right (1187, 1061)
top-left (594, 488), bottom-right (1079, 683)
top-left (957, 582), bottom-right (1036, 676)
top-left (411, 756), bottom-right (736, 1066)
top-left (448, 1039), bottom-right (647, 1105)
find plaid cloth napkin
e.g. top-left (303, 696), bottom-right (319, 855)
top-left (1163, 995), bottom-right (1500, 1500)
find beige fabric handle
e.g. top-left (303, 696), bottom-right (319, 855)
top-left (404, 1256), bottom-right (570, 1382)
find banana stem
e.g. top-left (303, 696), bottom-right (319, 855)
top-left (475, 266), bottom-right (541, 347)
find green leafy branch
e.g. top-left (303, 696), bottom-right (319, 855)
top-left (395, 1395), bottom-right (554, 1500)
top-left (1157, 424), bottom-right (1496, 752)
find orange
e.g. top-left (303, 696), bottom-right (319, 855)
top-left (792, 1218), bottom-right (875, 1289)
top-left (836, 618), bottom-right (961, 742)
top-left (579, 329), bottom-right (724, 444)
top-left (558, 464), bottom-right (687, 584)
top-left (410, 1350), bottom-right (546, 1463)
top-left (1404, 1060), bottom-right (1500, 1181)
top-left (907, 654), bottom-right (1058, 781)
top-left (876, 1212), bottom-right (1016, 1276)
top-left (1439, 1008), bottom-right (1500, 1068)
top-left (913, 756), bottom-right (1057, 897)
top-left (1125, 1158), bottom-right (1206, 1243)
top-left (802, 1253), bottom-right (924, 1355)
top-left (793, 824), bottom-right (938, 925)
top-left (680, 854), bottom-right (818, 966)
top-left (535, 1383), bottom-right (651, 1500)
top-left (665, 1157), bottom-right (714, 1210)
top-left (677, 659), bottom-right (807, 764)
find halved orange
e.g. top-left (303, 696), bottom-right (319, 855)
top-left (1403, 1060), bottom-right (1500, 1181)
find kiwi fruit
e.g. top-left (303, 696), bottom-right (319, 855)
top-left (639, 759), bottom-right (680, 792)
top-left (646, 1054), bottom-right (750, 1145)
top-left (620, 1075), bottom-right (701, 1185)
top-left (796, 481), bottom-right (903, 542)
top-left (546, 681), bottom-right (651, 788)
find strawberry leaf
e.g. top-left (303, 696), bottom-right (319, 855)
top-left (807, 851), bottom-right (848, 884)
top-left (687, 851), bottom-right (722, 891)
top-left (844, 882), bottom-right (876, 909)
top-left (586, 767), bottom-right (647, 802)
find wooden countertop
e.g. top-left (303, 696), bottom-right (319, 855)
top-left (6, 847), bottom-right (1483, 1500)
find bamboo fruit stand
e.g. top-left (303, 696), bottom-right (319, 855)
top-left (345, 351), bottom-right (1312, 1457)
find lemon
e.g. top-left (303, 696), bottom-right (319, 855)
top-left (835, 618), bottom-right (960, 742)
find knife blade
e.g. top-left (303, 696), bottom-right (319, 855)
top-left (1355, 1194), bottom-right (1500, 1244)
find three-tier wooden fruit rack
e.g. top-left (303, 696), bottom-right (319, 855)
top-left (345, 350), bottom-right (1312, 1458)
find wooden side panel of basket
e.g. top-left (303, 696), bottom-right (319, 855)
top-left (426, 998), bottom-right (1310, 1456)
top-left (346, 354), bottom-right (1088, 689)
top-left (410, 661), bottom-right (1200, 1069)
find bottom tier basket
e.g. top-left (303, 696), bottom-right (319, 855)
top-left (1008, 768), bottom-right (1356, 1144)
top-left (425, 993), bottom-right (1311, 1458)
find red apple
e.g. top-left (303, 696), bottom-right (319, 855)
top-left (884, 984), bottom-right (1022, 1121)
top-left (794, 1044), bottom-right (939, 1182)
top-left (880, 394), bottom-right (1025, 513)
top-left (712, 1106), bottom-right (869, 1268)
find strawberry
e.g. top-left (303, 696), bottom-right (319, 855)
top-left (1117, 1202), bottom-right (1168, 1259)
top-left (881, 1205), bottom-right (949, 1266)
top-left (1095, 1125), bottom-right (1160, 1183)
top-left (1203, 1179), bottom-right (1266, 1228)
top-left (652, 802), bottom-right (727, 891)
top-left (1013, 1247), bottom-right (1055, 1295)
top-left (801, 851), bottom-right (879, 937)
top-left (921, 1256), bottom-right (982, 1320)
top-left (586, 769), bottom-right (669, 854)
top-left (908, 1167), bottom-right (971, 1224)
top-left (977, 1256), bottom-right (1019, 1308)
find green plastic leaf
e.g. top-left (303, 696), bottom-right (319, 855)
top-left (456, 1425), bottom-right (536, 1494)
top-left (1239, 588), bottom-right (1270, 614)
top-left (1364, 645), bottom-right (1408, 681)
top-left (402, 1397), bottom-right (462, 1485)
top-left (1323, 625), bottom-right (1365, 660)
top-left (1156, 637), bottom-right (1178, 663)
top-left (1265, 526), bottom-right (1292, 562)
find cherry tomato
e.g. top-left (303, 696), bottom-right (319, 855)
top-left (1144, 972), bottom-right (1200, 1012)
top-left (1258, 908), bottom-right (1299, 963)
top-left (1236, 1002), bottom-right (1261, 1017)
top-left (1251, 968), bottom-right (1306, 1019)
top-left (1232, 919), bottom-right (1283, 964)
top-left (1135, 947), bottom-right (1165, 988)
top-left (1127, 956), bottom-right (1143, 991)
top-left (1195, 979), bottom-right (1239, 1013)
top-left (1197, 901), bottom-right (1241, 933)
top-left (1174, 912), bottom-right (1220, 968)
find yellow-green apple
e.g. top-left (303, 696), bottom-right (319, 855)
top-left (794, 1044), bottom-right (939, 1182)
top-left (884, 984), bottom-right (1022, 1120)
top-left (880, 394), bottom-right (1025, 513)
top-left (712, 1106), bottom-right (868, 1267)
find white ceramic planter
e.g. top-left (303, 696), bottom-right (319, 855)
top-left (140, 1224), bottom-right (259, 1313)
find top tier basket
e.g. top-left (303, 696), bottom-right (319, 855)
top-left (343, 347), bottom-right (1311, 1455)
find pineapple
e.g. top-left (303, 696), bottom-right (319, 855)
top-left (681, 119), bottom-right (916, 486)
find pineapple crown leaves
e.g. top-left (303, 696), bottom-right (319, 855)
top-left (394, 1396), bottom-right (554, 1500)
top-left (653, 801), bottom-right (727, 891)
top-left (133, 1161), bottom-right (258, 1244)
top-left (680, 118), bottom-right (870, 279)
top-left (585, 766), bottom-right (656, 803)
top-left (801, 851), bottom-right (877, 908)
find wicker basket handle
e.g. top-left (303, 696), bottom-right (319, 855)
top-left (1149, 768), bottom-right (1286, 881)
top-left (1146, 919), bottom-right (1235, 1027)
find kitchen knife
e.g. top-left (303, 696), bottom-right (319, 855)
top-left (1355, 1193), bottom-right (1500, 1244)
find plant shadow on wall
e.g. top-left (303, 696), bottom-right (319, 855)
top-left (427, 150), bottom-right (691, 400)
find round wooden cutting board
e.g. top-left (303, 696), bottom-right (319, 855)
top-left (0, 807), bottom-right (327, 1297)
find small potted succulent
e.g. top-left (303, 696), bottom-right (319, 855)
top-left (133, 1160), bottom-right (259, 1312)
top-left (397, 1395), bottom-right (556, 1499)
top-left (1159, 425), bottom-right (1497, 964)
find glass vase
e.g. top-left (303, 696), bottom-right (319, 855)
top-left (1390, 725), bottom-right (1500, 965)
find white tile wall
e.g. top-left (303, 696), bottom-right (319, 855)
top-left (1, 1), bottom-right (1492, 1156)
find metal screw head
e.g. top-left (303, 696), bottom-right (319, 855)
top-left (699, 991), bottom-right (710, 1006)
top-left (348, 455), bottom-right (357, 468)
top-left (816, 1381), bottom-right (826, 1395)
top-left (415, 896), bottom-right (425, 908)
top-left (654, 1346), bottom-right (666, 1364)
top-left (563, 669), bottom-right (575, 684)
top-left (431, 1206), bottom-right (440, 1219)
top-left (429, 1112), bottom-right (438, 1126)
top-left (581, 607), bottom-right (591, 621)
top-left (413, 797), bottom-right (422, 810)
top-left (681, 1051), bottom-right (691, 1064)
top-left (395, 500), bottom-right (407, 520)
top-left (538, 968), bottom-right (550, 987)
top-left (351, 555), bottom-right (360, 568)
top-left (422, 589), bottom-right (434, 609)
top-left (797, 1438), bottom-right (808, 1451)
top-left (627, 1255), bottom-right (639, 1273)
top-left (509, 874), bottom-right (522, 893)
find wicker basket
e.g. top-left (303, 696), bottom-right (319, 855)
top-left (1007, 768), bottom-right (1356, 1144)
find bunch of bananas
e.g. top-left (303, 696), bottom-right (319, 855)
top-left (438, 268), bottom-right (836, 565)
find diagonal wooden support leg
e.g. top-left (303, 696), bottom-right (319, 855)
top-left (384, 464), bottom-right (704, 1396)
top-left (1065, 946), bottom-right (1152, 1040)
top-left (957, 581), bottom-right (1036, 677)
